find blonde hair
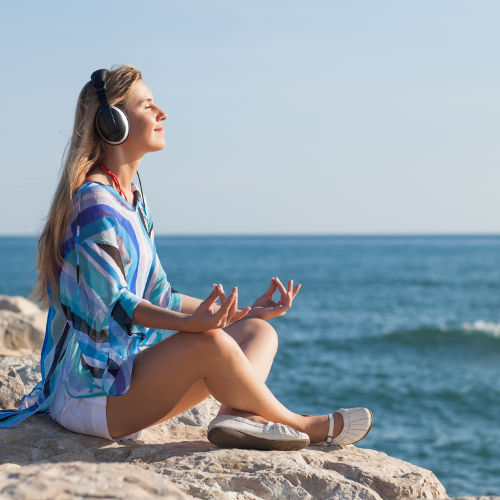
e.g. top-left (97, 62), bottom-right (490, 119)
top-left (33, 65), bottom-right (142, 308)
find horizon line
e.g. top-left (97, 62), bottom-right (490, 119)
top-left (1, 232), bottom-right (500, 238)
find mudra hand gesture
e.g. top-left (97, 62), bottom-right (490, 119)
top-left (248, 277), bottom-right (301, 320)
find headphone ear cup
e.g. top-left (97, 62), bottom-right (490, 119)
top-left (95, 106), bottom-right (130, 146)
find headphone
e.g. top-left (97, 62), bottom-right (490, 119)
top-left (90, 69), bottom-right (129, 146)
top-left (90, 69), bottom-right (148, 219)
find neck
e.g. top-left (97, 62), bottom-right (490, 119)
top-left (102, 149), bottom-right (143, 199)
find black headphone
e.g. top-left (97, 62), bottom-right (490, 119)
top-left (90, 69), bottom-right (129, 146)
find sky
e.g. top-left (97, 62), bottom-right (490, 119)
top-left (1, 1), bottom-right (499, 235)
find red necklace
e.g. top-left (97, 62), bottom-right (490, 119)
top-left (97, 162), bottom-right (127, 200)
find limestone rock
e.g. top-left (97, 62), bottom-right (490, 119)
top-left (0, 464), bottom-right (22, 471)
top-left (165, 395), bottom-right (220, 428)
top-left (0, 295), bottom-right (42, 317)
top-left (0, 304), bottom-right (47, 356)
top-left (0, 461), bottom-right (188, 499)
top-left (0, 366), bottom-right (25, 409)
top-left (150, 445), bottom-right (448, 500)
top-left (0, 354), bottom-right (42, 393)
top-left (0, 411), bottom-right (448, 500)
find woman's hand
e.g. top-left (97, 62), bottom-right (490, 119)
top-left (248, 277), bottom-right (301, 321)
top-left (182, 284), bottom-right (250, 332)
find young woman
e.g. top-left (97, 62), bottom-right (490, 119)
top-left (0, 65), bottom-right (373, 450)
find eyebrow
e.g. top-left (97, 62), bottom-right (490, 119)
top-left (141, 97), bottom-right (154, 103)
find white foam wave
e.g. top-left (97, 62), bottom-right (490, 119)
top-left (462, 320), bottom-right (500, 337)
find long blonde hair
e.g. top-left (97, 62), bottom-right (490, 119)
top-left (34, 65), bottom-right (142, 308)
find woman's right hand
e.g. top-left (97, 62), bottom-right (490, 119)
top-left (182, 284), bottom-right (248, 332)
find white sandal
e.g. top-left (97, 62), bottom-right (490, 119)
top-left (318, 408), bottom-right (373, 446)
top-left (207, 415), bottom-right (310, 451)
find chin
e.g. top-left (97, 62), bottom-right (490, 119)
top-left (148, 141), bottom-right (166, 152)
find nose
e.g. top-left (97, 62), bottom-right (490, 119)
top-left (157, 107), bottom-right (167, 121)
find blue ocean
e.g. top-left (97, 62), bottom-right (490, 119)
top-left (1, 235), bottom-right (499, 497)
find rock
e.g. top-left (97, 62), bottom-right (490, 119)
top-left (0, 295), bottom-right (42, 317)
top-left (0, 354), bottom-right (42, 393)
top-left (0, 304), bottom-right (47, 356)
top-left (0, 464), bottom-right (22, 470)
top-left (0, 409), bottom-right (448, 500)
top-left (166, 396), bottom-right (220, 428)
top-left (0, 366), bottom-right (25, 409)
top-left (152, 446), bottom-right (448, 500)
top-left (0, 461), bottom-right (188, 499)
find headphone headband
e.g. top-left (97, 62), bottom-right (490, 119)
top-left (90, 69), bottom-right (129, 146)
top-left (90, 69), bottom-right (108, 92)
top-left (91, 69), bottom-right (116, 131)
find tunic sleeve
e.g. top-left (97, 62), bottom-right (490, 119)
top-left (60, 188), bottom-right (145, 397)
top-left (145, 249), bottom-right (182, 312)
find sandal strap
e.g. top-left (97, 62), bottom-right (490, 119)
top-left (325, 413), bottom-right (334, 444)
top-left (329, 408), bottom-right (349, 445)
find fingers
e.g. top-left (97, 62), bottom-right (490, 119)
top-left (227, 287), bottom-right (239, 322)
top-left (201, 284), bottom-right (219, 311)
top-left (232, 306), bottom-right (251, 322)
top-left (292, 283), bottom-right (301, 299)
top-left (276, 279), bottom-right (294, 311)
top-left (264, 278), bottom-right (278, 298)
top-left (275, 277), bottom-right (288, 299)
top-left (214, 288), bottom-right (236, 323)
top-left (217, 284), bottom-right (227, 305)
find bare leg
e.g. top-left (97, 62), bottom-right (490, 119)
top-left (145, 318), bottom-right (278, 426)
top-left (217, 318), bottom-right (278, 421)
top-left (218, 319), bottom-right (343, 436)
top-left (106, 328), bottom-right (340, 442)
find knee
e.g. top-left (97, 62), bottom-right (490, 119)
top-left (198, 328), bottom-right (241, 359)
top-left (247, 318), bottom-right (279, 353)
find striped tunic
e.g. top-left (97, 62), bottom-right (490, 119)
top-left (0, 181), bottom-right (181, 427)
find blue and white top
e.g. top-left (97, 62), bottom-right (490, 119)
top-left (0, 181), bottom-right (181, 427)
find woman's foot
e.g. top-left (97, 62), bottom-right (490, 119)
top-left (304, 412), bottom-right (344, 444)
top-left (216, 405), bottom-right (344, 444)
top-left (216, 405), bottom-right (268, 424)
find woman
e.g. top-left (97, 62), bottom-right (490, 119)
top-left (0, 65), bottom-right (373, 450)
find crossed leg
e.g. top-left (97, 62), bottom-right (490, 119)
top-left (106, 319), bottom-right (343, 441)
top-left (144, 317), bottom-right (278, 426)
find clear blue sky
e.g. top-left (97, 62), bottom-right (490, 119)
top-left (1, 1), bottom-right (499, 235)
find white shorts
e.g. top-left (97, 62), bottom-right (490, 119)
top-left (49, 384), bottom-right (144, 441)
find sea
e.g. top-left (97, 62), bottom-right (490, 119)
top-left (1, 235), bottom-right (499, 497)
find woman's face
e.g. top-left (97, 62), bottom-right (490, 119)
top-left (122, 80), bottom-right (167, 155)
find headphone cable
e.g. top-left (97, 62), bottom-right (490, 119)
top-left (136, 171), bottom-right (147, 218)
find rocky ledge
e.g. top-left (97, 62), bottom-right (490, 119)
top-left (0, 295), bottom-right (449, 499)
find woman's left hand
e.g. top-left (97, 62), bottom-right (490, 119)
top-left (248, 278), bottom-right (301, 321)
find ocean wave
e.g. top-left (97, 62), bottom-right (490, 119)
top-left (461, 320), bottom-right (500, 337)
top-left (282, 321), bottom-right (500, 353)
top-left (381, 324), bottom-right (500, 348)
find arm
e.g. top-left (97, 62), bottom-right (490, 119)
top-left (132, 301), bottom-right (189, 331)
top-left (179, 292), bottom-right (253, 319)
top-left (132, 285), bottom-right (250, 332)
top-left (179, 294), bottom-right (206, 315)
top-left (179, 277), bottom-right (301, 324)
